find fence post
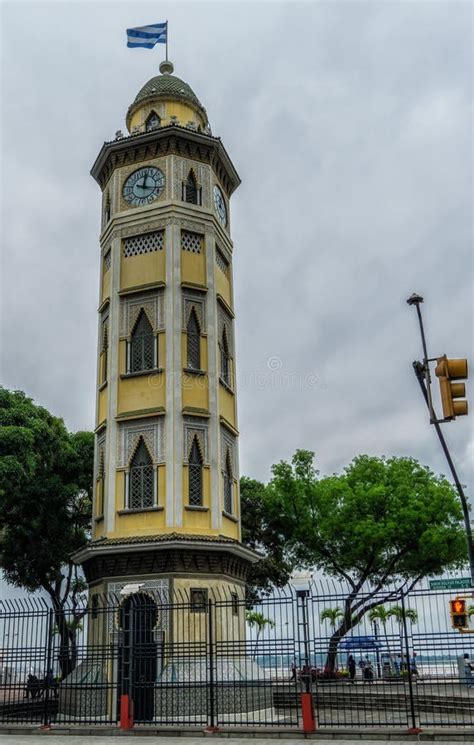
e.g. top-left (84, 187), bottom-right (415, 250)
top-left (401, 593), bottom-right (421, 734)
top-left (296, 590), bottom-right (316, 733)
top-left (42, 607), bottom-right (54, 729)
top-left (206, 597), bottom-right (218, 731)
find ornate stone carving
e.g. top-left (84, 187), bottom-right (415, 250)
top-left (217, 303), bottom-right (234, 351)
top-left (117, 418), bottom-right (165, 468)
top-left (220, 427), bottom-right (236, 473)
top-left (183, 289), bottom-right (206, 332)
top-left (184, 417), bottom-right (208, 463)
top-left (119, 219), bottom-right (168, 239)
top-left (172, 156), bottom-right (210, 207)
top-left (120, 290), bottom-right (164, 337)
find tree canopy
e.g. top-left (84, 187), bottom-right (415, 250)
top-left (0, 388), bottom-right (94, 675)
top-left (263, 449), bottom-right (466, 671)
top-left (240, 476), bottom-right (294, 600)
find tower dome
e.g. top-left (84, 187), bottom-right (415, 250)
top-left (126, 62), bottom-right (209, 134)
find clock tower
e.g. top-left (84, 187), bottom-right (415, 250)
top-left (74, 60), bottom-right (257, 606)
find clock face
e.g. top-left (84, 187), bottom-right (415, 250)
top-left (213, 185), bottom-right (227, 227)
top-left (123, 167), bottom-right (165, 206)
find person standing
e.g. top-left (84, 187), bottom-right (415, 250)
top-left (458, 653), bottom-right (474, 688)
top-left (348, 655), bottom-right (356, 684)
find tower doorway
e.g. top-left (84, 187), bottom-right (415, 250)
top-left (118, 592), bottom-right (158, 722)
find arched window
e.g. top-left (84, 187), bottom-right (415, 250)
top-left (129, 439), bottom-right (154, 510)
top-left (223, 450), bottom-right (233, 514)
top-left (220, 327), bottom-right (231, 386)
top-left (130, 310), bottom-right (155, 373)
top-left (183, 170), bottom-right (200, 205)
top-left (146, 111), bottom-right (161, 131)
top-left (186, 309), bottom-right (201, 370)
top-left (188, 437), bottom-right (203, 506)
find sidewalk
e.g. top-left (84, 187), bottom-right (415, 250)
top-left (1, 731), bottom-right (474, 744)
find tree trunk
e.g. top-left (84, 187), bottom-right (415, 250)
top-left (252, 629), bottom-right (261, 660)
top-left (54, 606), bottom-right (75, 679)
top-left (324, 626), bottom-right (345, 676)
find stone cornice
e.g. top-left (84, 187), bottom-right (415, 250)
top-left (91, 126), bottom-right (241, 197)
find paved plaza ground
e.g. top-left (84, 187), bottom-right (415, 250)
top-left (1, 734), bottom-right (474, 744)
top-left (0, 739), bottom-right (472, 745)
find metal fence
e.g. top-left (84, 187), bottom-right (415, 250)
top-left (0, 577), bottom-right (473, 730)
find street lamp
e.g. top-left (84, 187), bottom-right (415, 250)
top-left (290, 572), bottom-right (313, 693)
top-left (290, 571), bottom-right (316, 733)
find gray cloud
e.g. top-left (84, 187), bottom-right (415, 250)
top-left (1, 0), bottom-right (472, 526)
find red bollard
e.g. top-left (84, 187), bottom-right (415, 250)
top-left (300, 692), bottom-right (317, 733)
top-left (120, 694), bottom-right (134, 729)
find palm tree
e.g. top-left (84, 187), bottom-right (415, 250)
top-left (320, 608), bottom-right (344, 672)
top-left (387, 605), bottom-right (418, 672)
top-left (369, 605), bottom-right (393, 675)
top-left (320, 607), bottom-right (344, 628)
top-left (246, 611), bottom-right (275, 660)
top-left (468, 605), bottom-right (474, 619)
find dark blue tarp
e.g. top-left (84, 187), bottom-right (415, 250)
top-left (339, 635), bottom-right (382, 650)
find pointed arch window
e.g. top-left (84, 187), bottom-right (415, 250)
top-left (220, 327), bottom-right (231, 387)
top-left (146, 111), bottom-right (161, 131)
top-left (182, 170), bottom-right (201, 205)
top-left (128, 439), bottom-right (154, 510)
top-left (130, 310), bottom-right (155, 373)
top-left (223, 449), bottom-right (233, 515)
top-left (188, 437), bottom-right (203, 506)
top-left (186, 308), bottom-right (201, 370)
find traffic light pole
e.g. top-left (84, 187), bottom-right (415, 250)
top-left (407, 293), bottom-right (474, 587)
top-left (412, 361), bottom-right (474, 585)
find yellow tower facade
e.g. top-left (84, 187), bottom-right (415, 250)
top-left (75, 61), bottom-right (256, 605)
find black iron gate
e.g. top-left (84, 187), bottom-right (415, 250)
top-left (0, 578), bottom-right (473, 730)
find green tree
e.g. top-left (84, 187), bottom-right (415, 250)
top-left (469, 605), bottom-right (474, 619)
top-left (320, 607), bottom-right (344, 670)
top-left (0, 388), bottom-right (94, 677)
top-left (240, 476), bottom-right (294, 601)
top-left (369, 605), bottom-right (394, 662)
top-left (320, 607), bottom-right (344, 628)
top-left (245, 610), bottom-right (275, 660)
top-left (264, 450), bottom-right (466, 674)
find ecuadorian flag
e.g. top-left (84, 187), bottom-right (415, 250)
top-left (127, 22), bottom-right (167, 49)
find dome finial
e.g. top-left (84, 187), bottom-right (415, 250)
top-left (159, 60), bottom-right (174, 75)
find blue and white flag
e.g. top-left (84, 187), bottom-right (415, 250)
top-left (127, 22), bottom-right (167, 49)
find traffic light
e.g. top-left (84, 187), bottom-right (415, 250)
top-left (449, 598), bottom-right (468, 629)
top-left (434, 355), bottom-right (468, 420)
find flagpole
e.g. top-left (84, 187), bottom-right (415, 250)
top-left (166, 20), bottom-right (168, 62)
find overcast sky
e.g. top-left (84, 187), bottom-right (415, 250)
top-left (1, 0), bottom-right (472, 564)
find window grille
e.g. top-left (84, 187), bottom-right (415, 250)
top-left (129, 439), bottom-right (154, 510)
top-left (190, 588), bottom-right (208, 613)
top-left (183, 171), bottom-right (201, 205)
top-left (123, 231), bottom-right (164, 258)
top-left (188, 437), bottom-right (203, 506)
top-left (130, 311), bottom-right (155, 372)
top-left (215, 247), bottom-right (229, 275)
top-left (220, 327), bottom-right (231, 386)
top-left (96, 445), bottom-right (105, 516)
top-left (224, 450), bottom-right (233, 514)
top-left (146, 111), bottom-right (161, 131)
top-left (104, 195), bottom-right (111, 223)
top-left (187, 309), bottom-right (201, 370)
top-left (181, 230), bottom-right (202, 254)
top-left (103, 250), bottom-right (111, 272)
top-left (101, 321), bottom-right (108, 384)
